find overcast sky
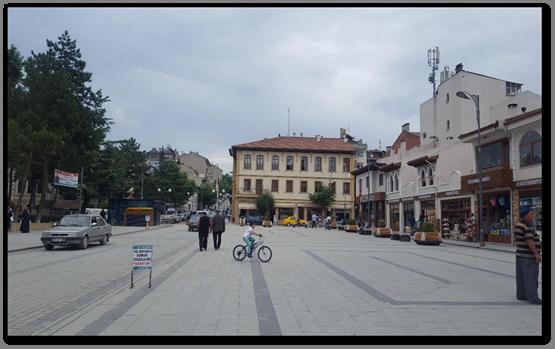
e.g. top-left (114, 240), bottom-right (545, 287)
top-left (8, 7), bottom-right (542, 173)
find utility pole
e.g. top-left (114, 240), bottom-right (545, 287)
top-left (79, 166), bottom-right (84, 213)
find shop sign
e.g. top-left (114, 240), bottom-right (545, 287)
top-left (467, 176), bottom-right (491, 185)
top-left (445, 190), bottom-right (460, 196)
top-left (401, 197), bottom-right (415, 202)
top-left (516, 178), bottom-right (542, 187)
top-left (417, 194), bottom-right (432, 200)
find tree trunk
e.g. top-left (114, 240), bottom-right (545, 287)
top-left (15, 156), bottom-right (32, 219)
top-left (8, 168), bottom-right (14, 205)
top-left (51, 186), bottom-right (58, 220)
top-left (28, 177), bottom-right (37, 219)
top-left (36, 165), bottom-right (49, 223)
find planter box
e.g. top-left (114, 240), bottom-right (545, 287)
top-left (346, 225), bottom-right (359, 232)
top-left (262, 220), bottom-right (272, 227)
top-left (399, 233), bottom-right (411, 242)
top-left (374, 227), bottom-right (392, 238)
top-left (390, 233), bottom-right (400, 240)
top-left (414, 231), bottom-right (442, 245)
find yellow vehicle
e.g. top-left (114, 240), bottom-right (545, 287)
top-left (281, 216), bottom-right (308, 227)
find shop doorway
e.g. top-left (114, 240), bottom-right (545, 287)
top-left (403, 202), bottom-right (415, 232)
top-left (483, 191), bottom-right (511, 243)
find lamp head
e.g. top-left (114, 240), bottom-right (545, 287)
top-left (456, 91), bottom-right (470, 99)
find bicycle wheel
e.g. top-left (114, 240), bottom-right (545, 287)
top-left (233, 245), bottom-right (247, 261)
top-left (257, 246), bottom-right (272, 262)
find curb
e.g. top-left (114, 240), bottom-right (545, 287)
top-left (441, 241), bottom-right (514, 254)
top-left (7, 224), bottom-right (172, 253)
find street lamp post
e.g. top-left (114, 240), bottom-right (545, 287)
top-left (157, 188), bottom-right (172, 209)
top-left (343, 163), bottom-right (347, 222)
top-left (456, 90), bottom-right (484, 247)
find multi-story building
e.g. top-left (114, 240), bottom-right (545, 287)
top-left (229, 135), bottom-right (356, 223)
top-left (145, 146), bottom-right (178, 169)
top-left (352, 148), bottom-right (386, 226)
top-left (177, 151), bottom-right (224, 211)
top-left (340, 128), bottom-right (368, 169)
top-left (376, 63), bottom-right (541, 244)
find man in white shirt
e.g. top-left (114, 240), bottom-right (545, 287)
top-left (243, 222), bottom-right (262, 258)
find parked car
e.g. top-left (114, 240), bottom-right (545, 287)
top-left (188, 213), bottom-right (200, 231)
top-left (281, 216), bottom-right (308, 227)
top-left (41, 214), bottom-right (112, 250)
top-left (245, 214), bottom-right (264, 225)
top-left (161, 208), bottom-right (178, 224)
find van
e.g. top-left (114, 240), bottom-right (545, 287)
top-left (196, 210), bottom-right (209, 216)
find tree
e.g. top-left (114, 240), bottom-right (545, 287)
top-left (256, 193), bottom-right (274, 220)
top-left (142, 161), bottom-right (196, 207)
top-left (309, 185), bottom-right (336, 216)
top-left (197, 182), bottom-right (216, 209)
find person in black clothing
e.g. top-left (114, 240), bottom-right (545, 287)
top-left (19, 206), bottom-right (31, 233)
top-left (197, 213), bottom-right (210, 251)
top-left (211, 212), bottom-right (226, 250)
top-left (100, 209), bottom-right (107, 221)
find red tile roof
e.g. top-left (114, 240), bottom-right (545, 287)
top-left (231, 136), bottom-right (355, 154)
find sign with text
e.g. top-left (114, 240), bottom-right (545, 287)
top-left (132, 245), bottom-right (153, 271)
top-left (54, 169), bottom-right (79, 188)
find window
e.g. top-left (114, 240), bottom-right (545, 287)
top-left (243, 155), bottom-right (251, 170)
top-left (356, 162), bottom-right (363, 169)
top-left (329, 182), bottom-right (335, 194)
top-left (272, 156), bottom-right (279, 170)
top-left (506, 81), bottom-right (521, 96)
top-left (520, 130), bottom-right (542, 167)
top-left (422, 132), bottom-right (427, 139)
top-left (300, 181), bottom-right (308, 193)
top-left (256, 179), bottom-right (263, 195)
top-left (243, 179), bottom-right (251, 192)
top-left (390, 176), bottom-right (394, 192)
top-left (17, 180), bottom-right (25, 193)
top-left (428, 168), bottom-right (434, 186)
top-left (286, 180), bottom-right (293, 193)
top-left (343, 158), bottom-right (351, 173)
top-left (379, 174), bottom-right (384, 186)
top-left (301, 156), bottom-right (308, 171)
top-left (358, 178), bottom-right (362, 192)
top-left (315, 157), bottom-right (322, 171)
top-left (446, 120), bottom-right (450, 131)
top-left (256, 155), bottom-right (264, 170)
top-left (329, 157), bottom-right (336, 172)
top-left (315, 181), bottom-right (323, 191)
top-left (478, 141), bottom-right (505, 170)
top-left (366, 176), bottom-right (369, 189)
top-left (394, 174), bottom-right (399, 191)
top-left (286, 156), bottom-right (294, 170)
top-left (446, 93), bottom-right (449, 103)
top-left (343, 182), bottom-right (350, 195)
top-left (271, 179), bottom-right (279, 192)
top-left (421, 170), bottom-right (426, 187)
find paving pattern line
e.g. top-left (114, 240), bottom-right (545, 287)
top-left (76, 248), bottom-right (198, 335)
top-left (433, 248), bottom-right (515, 264)
top-left (305, 249), bottom-right (526, 307)
top-left (407, 252), bottom-right (515, 278)
top-left (8, 244), bottom-right (187, 336)
top-left (251, 260), bottom-right (282, 336)
top-left (368, 256), bottom-right (454, 284)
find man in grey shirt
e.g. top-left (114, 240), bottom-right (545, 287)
top-left (514, 206), bottom-right (542, 304)
top-left (211, 211), bottom-right (226, 250)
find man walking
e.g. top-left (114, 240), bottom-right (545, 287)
top-left (514, 207), bottom-right (542, 304)
top-left (211, 211), bottom-right (225, 250)
top-left (197, 213), bottom-right (210, 251)
top-left (311, 213), bottom-right (318, 228)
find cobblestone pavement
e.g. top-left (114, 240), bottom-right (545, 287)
top-left (6, 223), bottom-right (542, 336)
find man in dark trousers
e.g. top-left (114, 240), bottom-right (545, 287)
top-left (211, 211), bottom-right (226, 250)
top-left (197, 213), bottom-right (210, 251)
top-left (514, 207), bottom-right (542, 304)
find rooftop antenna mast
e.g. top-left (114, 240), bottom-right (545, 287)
top-left (427, 46), bottom-right (440, 96)
top-left (287, 108), bottom-right (290, 136)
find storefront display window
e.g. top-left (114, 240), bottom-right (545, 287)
top-left (420, 200), bottom-right (436, 225)
top-left (403, 202), bottom-right (415, 231)
top-left (520, 193), bottom-right (542, 232)
top-left (484, 192), bottom-right (511, 243)
top-left (441, 198), bottom-right (471, 239)
top-left (389, 203), bottom-right (400, 231)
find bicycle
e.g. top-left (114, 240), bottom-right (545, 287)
top-left (233, 235), bottom-right (272, 262)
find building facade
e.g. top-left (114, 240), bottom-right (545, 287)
top-left (229, 135), bottom-right (356, 223)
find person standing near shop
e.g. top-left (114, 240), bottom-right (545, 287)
top-left (19, 206), bottom-right (31, 234)
top-left (197, 213), bottom-right (210, 251)
top-left (514, 207), bottom-right (542, 305)
top-left (211, 211), bottom-right (225, 250)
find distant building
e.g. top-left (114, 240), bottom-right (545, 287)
top-left (229, 135), bottom-right (356, 223)
top-left (145, 146), bottom-right (178, 169)
top-left (340, 128), bottom-right (368, 169)
top-left (177, 151), bottom-right (223, 211)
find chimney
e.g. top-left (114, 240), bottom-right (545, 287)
top-left (315, 135), bottom-right (321, 142)
top-left (278, 133), bottom-right (281, 137)
top-left (340, 128), bottom-right (346, 138)
top-left (293, 132), bottom-right (296, 136)
top-left (386, 146), bottom-right (392, 155)
top-left (455, 63), bottom-right (463, 73)
top-left (401, 123), bottom-right (410, 132)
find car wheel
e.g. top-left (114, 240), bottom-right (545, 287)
top-left (79, 235), bottom-right (89, 250)
top-left (99, 234), bottom-right (108, 245)
top-left (44, 245), bottom-right (54, 250)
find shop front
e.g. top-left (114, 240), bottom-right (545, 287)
top-left (439, 191), bottom-right (473, 240)
top-left (388, 201), bottom-right (400, 232)
top-left (461, 168), bottom-right (514, 244)
top-left (401, 198), bottom-right (415, 232)
top-left (417, 194), bottom-right (436, 227)
top-left (514, 178), bottom-right (542, 235)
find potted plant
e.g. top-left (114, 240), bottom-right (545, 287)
top-left (256, 193), bottom-right (275, 228)
top-left (398, 225), bottom-right (412, 242)
top-left (374, 219), bottom-right (391, 238)
top-left (345, 218), bottom-right (358, 232)
top-left (414, 222), bottom-right (442, 245)
top-left (330, 215), bottom-right (338, 229)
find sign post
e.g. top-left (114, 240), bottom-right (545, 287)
top-left (131, 244), bottom-right (153, 288)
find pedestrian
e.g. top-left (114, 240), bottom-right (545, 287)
top-left (514, 207), bottom-right (542, 304)
top-left (272, 214), bottom-right (278, 227)
top-left (408, 214), bottom-right (416, 235)
top-left (311, 213), bottom-right (318, 228)
top-left (19, 206), bottom-right (31, 234)
top-left (197, 213), bottom-right (210, 251)
top-left (211, 211), bottom-right (225, 250)
top-left (100, 209), bottom-right (107, 221)
top-left (7, 206), bottom-right (14, 232)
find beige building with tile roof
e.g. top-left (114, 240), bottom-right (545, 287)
top-left (229, 135), bottom-right (356, 223)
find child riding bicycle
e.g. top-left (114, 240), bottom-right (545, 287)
top-left (244, 222), bottom-right (262, 258)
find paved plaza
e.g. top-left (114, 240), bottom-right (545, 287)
top-left (6, 223), bottom-right (542, 336)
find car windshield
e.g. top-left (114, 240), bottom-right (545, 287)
top-left (59, 216), bottom-right (91, 227)
top-left (190, 214), bottom-right (199, 221)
